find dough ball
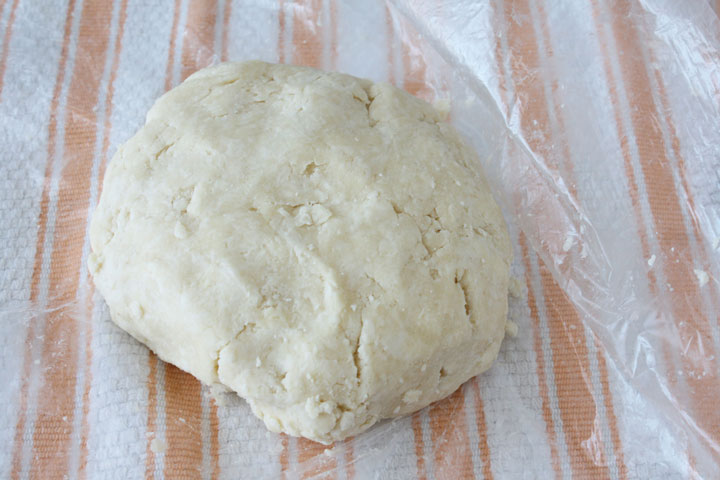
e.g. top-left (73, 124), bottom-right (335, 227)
top-left (89, 61), bottom-right (512, 444)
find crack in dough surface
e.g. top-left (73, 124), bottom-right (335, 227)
top-left (89, 61), bottom-right (512, 444)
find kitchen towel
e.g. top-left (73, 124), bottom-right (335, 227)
top-left (1, 0), bottom-right (719, 478)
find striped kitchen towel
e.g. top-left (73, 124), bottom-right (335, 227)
top-left (1, 0), bottom-right (718, 478)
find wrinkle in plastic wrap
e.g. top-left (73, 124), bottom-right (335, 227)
top-left (1, 0), bottom-right (719, 478)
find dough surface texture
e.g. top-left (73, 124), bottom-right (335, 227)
top-left (89, 61), bottom-right (512, 444)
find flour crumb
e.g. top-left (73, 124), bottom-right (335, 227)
top-left (174, 221), bottom-right (189, 239)
top-left (562, 235), bottom-right (573, 252)
top-left (694, 269), bottom-right (709, 287)
top-left (505, 320), bottom-right (519, 337)
top-left (647, 255), bottom-right (656, 267)
top-left (150, 438), bottom-right (166, 454)
top-left (432, 99), bottom-right (451, 120)
top-left (508, 277), bottom-right (523, 298)
top-left (713, 237), bottom-right (720, 251)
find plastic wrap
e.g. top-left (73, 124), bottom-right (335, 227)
top-left (1, 0), bottom-right (719, 478)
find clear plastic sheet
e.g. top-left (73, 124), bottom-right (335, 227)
top-left (1, 0), bottom-right (719, 478)
top-left (385, 0), bottom-right (720, 477)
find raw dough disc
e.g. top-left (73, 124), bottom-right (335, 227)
top-left (89, 61), bottom-right (513, 444)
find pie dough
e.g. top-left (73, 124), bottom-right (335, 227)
top-left (89, 61), bottom-right (513, 444)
